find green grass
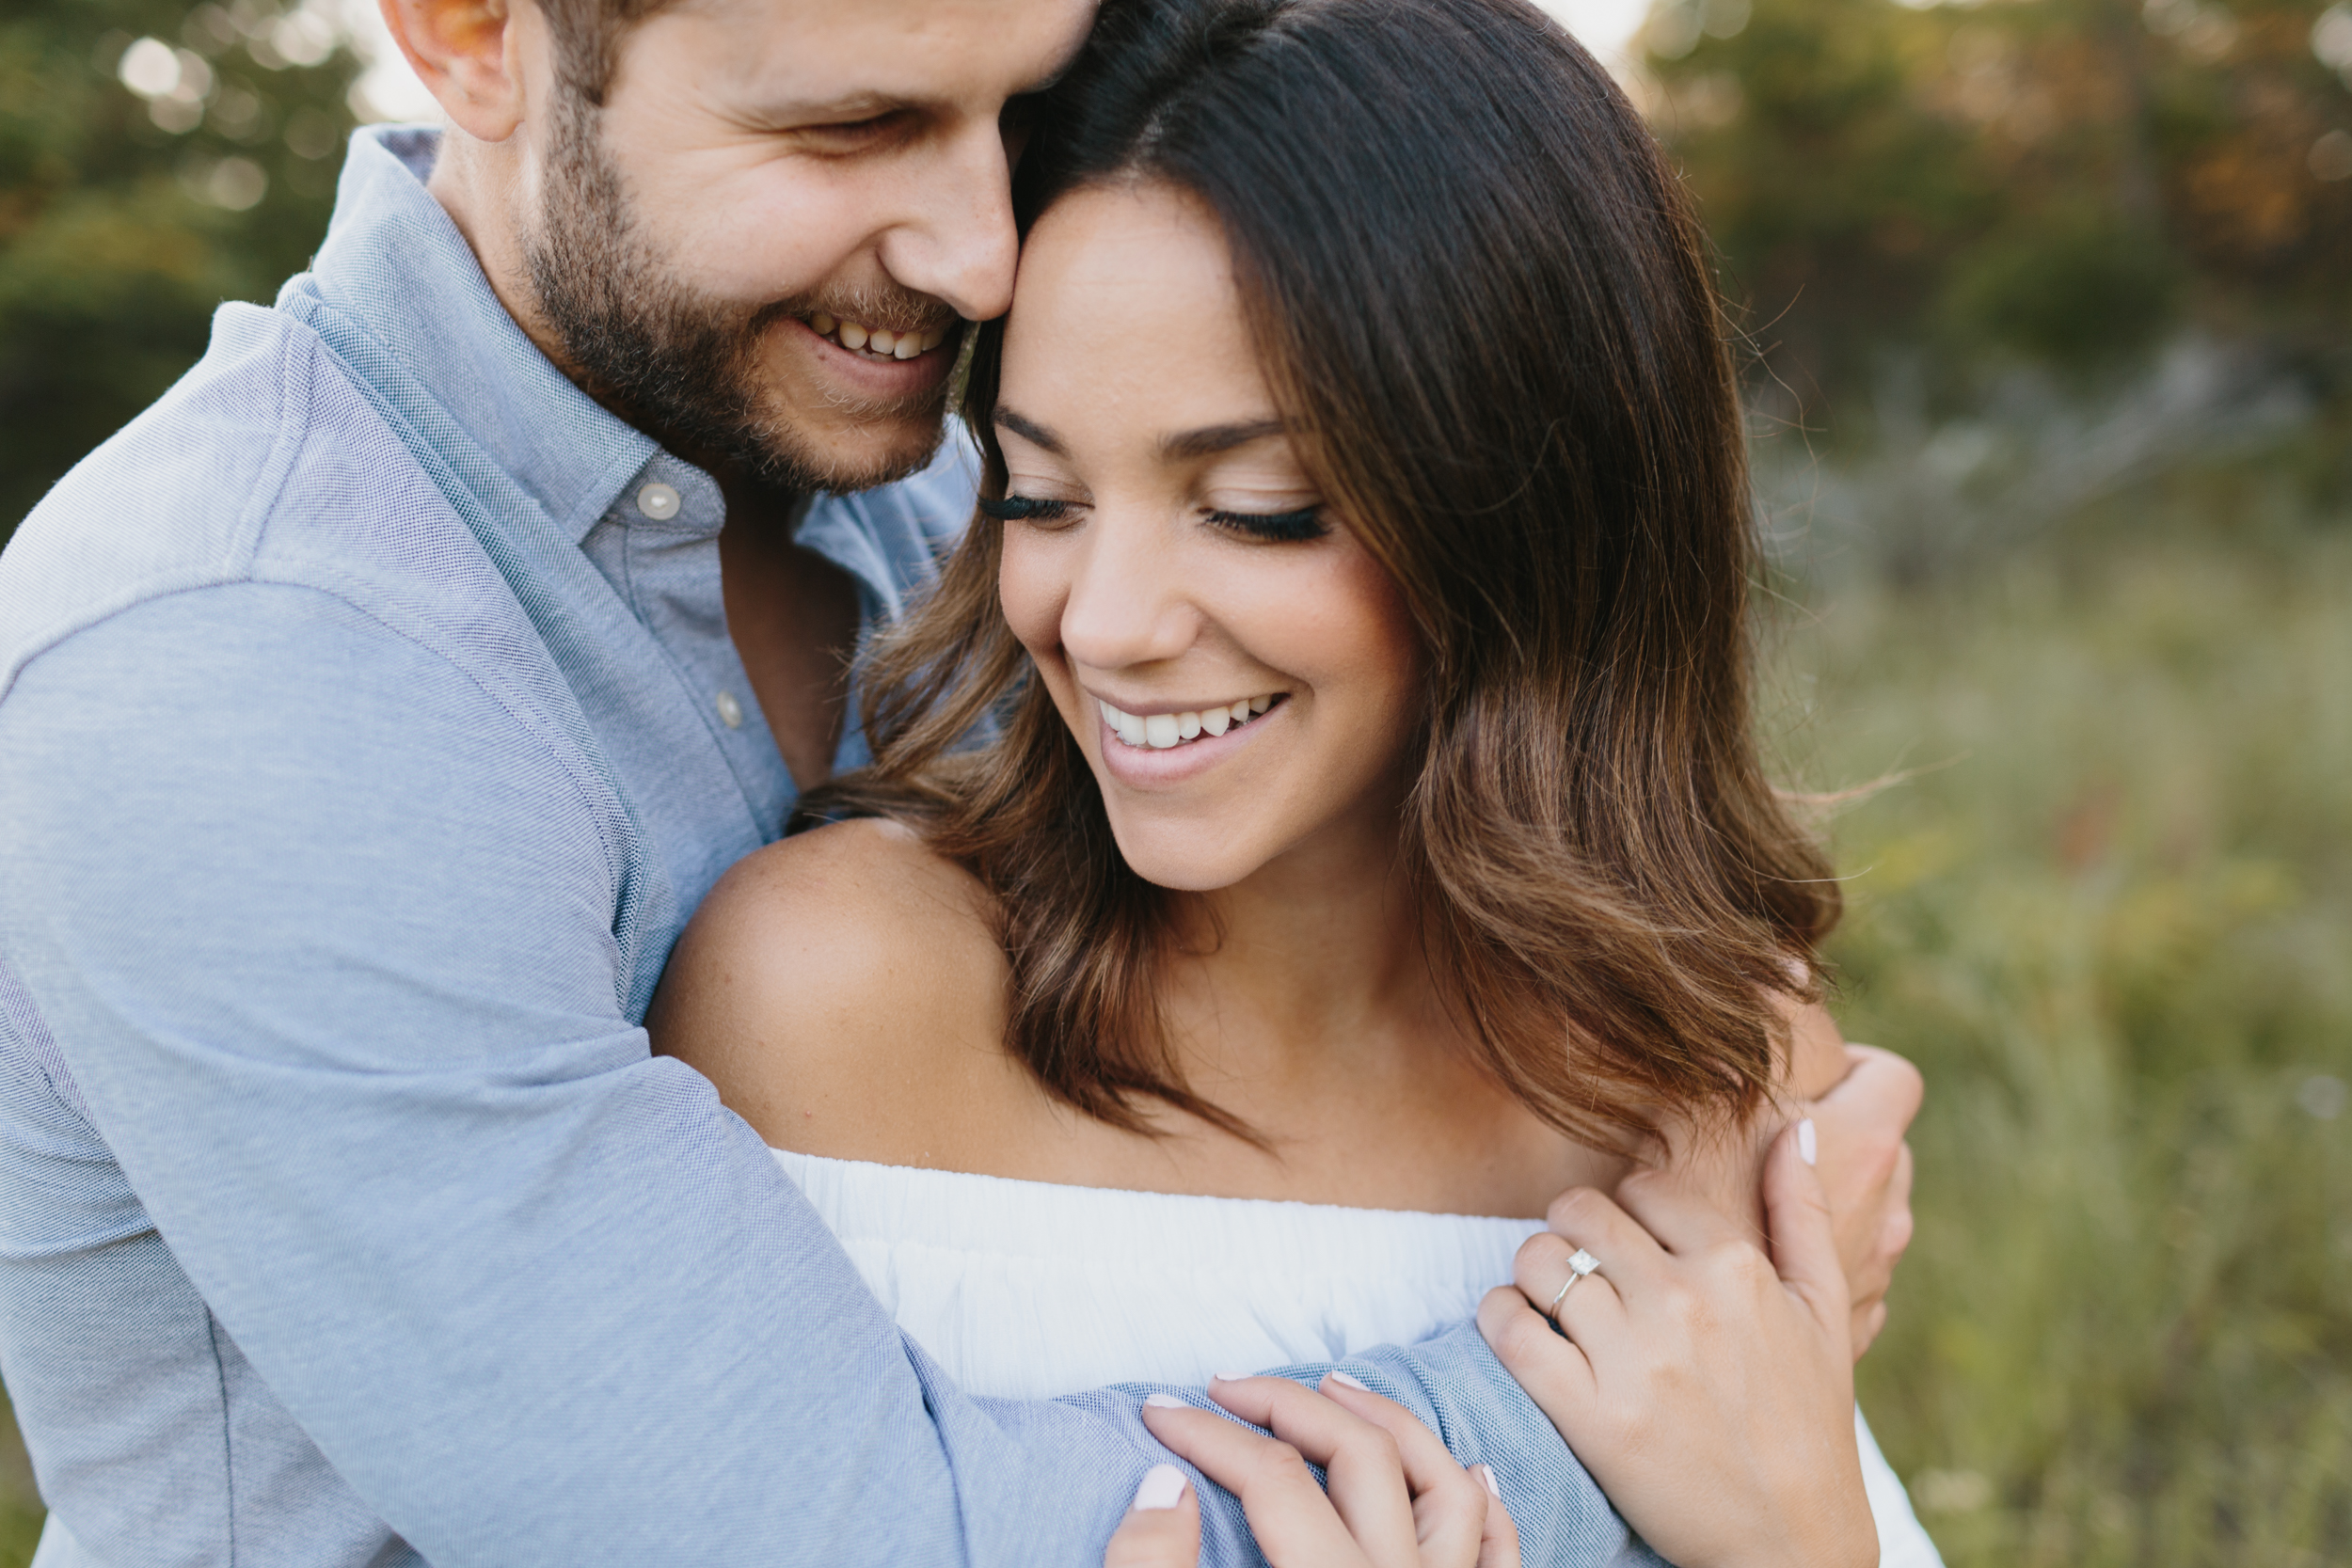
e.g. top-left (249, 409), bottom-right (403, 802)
top-left (1789, 504), bottom-right (2352, 1564)
top-left (0, 1390), bottom-right (31, 1568)
top-left (0, 1503), bottom-right (35, 1568)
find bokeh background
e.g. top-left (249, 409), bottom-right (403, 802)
top-left (2, 0), bottom-right (2348, 1560)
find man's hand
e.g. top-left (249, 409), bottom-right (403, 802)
top-left (1806, 1045), bottom-right (1920, 1356)
top-left (1625, 1035), bottom-right (1921, 1361)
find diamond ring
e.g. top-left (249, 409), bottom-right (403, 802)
top-left (1545, 1248), bottom-right (1601, 1323)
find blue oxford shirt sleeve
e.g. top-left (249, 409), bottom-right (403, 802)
top-left (0, 590), bottom-right (1645, 1568)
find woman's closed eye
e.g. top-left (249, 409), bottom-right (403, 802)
top-left (977, 494), bottom-right (1077, 525)
top-left (977, 494), bottom-right (1328, 542)
top-left (1205, 504), bottom-right (1327, 543)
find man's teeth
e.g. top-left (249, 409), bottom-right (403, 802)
top-left (1098, 694), bottom-right (1277, 751)
top-left (807, 312), bottom-right (947, 361)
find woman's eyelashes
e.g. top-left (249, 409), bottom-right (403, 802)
top-left (978, 494), bottom-right (1328, 543)
top-left (977, 494), bottom-right (1075, 524)
top-left (1206, 505), bottom-right (1327, 543)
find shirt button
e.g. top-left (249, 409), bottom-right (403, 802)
top-left (715, 690), bottom-right (744, 729)
top-left (636, 482), bottom-right (682, 521)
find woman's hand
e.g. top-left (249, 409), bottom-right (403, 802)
top-left (1104, 1372), bottom-right (1520, 1568)
top-left (1478, 1119), bottom-right (1876, 1568)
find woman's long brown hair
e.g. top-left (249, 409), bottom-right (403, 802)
top-left (799, 0), bottom-right (1840, 1152)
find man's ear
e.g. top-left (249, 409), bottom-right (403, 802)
top-left (377, 0), bottom-right (527, 141)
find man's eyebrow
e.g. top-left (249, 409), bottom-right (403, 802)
top-left (1160, 419), bottom-right (1288, 461)
top-left (994, 407), bottom-right (1065, 454)
top-left (753, 46), bottom-right (1076, 127)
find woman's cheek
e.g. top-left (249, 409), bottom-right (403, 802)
top-left (1301, 538), bottom-right (1422, 723)
top-left (995, 531), bottom-right (1069, 664)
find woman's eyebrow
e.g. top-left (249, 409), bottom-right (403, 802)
top-left (992, 411), bottom-right (1290, 461)
top-left (994, 407), bottom-right (1064, 454)
top-left (1159, 419), bottom-right (1286, 460)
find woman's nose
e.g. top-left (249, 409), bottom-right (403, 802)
top-left (1057, 513), bottom-right (1200, 674)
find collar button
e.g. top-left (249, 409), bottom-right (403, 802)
top-left (636, 482), bottom-right (682, 521)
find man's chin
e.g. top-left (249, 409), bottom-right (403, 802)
top-left (757, 406), bottom-right (951, 497)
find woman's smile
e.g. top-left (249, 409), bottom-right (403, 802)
top-left (1094, 690), bottom-right (1280, 750)
top-left (1089, 690), bottom-right (1289, 786)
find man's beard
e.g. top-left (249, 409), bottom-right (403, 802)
top-left (523, 98), bottom-right (951, 495)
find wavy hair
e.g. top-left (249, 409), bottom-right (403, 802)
top-left (798, 0), bottom-right (1839, 1151)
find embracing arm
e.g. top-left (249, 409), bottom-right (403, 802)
top-left (0, 588), bottom-right (1282, 1568)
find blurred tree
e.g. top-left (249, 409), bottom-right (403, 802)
top-left (0, 0), bottom-right (362, 542)
top-left (7, 0), bottom-right (2346, 532)
top-left (1642, 0), bottom-right (2352, 421)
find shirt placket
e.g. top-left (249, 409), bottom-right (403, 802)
top-left (584, 457), bottom-right (800, 838)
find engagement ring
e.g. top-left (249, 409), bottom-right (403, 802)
top-left (1545, 1248), bottom-right (1601, 1323)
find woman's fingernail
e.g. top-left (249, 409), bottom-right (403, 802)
top-left (1134, 1464), bottom-right (1188, 1512)
top-left (1143, 1392), bottom-right (1188, 1410)
top-left (1211, 1370), bottom-right (1253, 1384)
top-left (1797, 1117), bottom-right (1819, 1167)
top-left (1327, 1370), bottom-right (1371, 1392)
top-left (1474, 1463), bottom-right (1503, 1499)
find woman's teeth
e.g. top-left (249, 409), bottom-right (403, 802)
top-left (807, 311), bottom-right (948, 362)
top-left (1098, 694), bottom-right (1277, 751)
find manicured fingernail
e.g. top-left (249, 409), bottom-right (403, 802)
top-left (1474, 1463), bottom-right (1502, 1499)
top-left (1797, 1117), bottom-right (1818, 1167)
top-left (1211, 1371), bottom-right (1253, 1384)
top-left (1134, 1464), bottom-right (1187, 1512)
top-left (1143, 1392), bottom-right (1188, 1410)
top-left (1327, 1370), bottom-right (1371, 1392)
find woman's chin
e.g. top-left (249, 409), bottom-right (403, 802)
top-left (1104, 821), bottom-right (1263, 895)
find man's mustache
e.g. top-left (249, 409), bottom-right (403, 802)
top-left (757, 289), bottom-right (961, 341)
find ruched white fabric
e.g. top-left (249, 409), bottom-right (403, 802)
top-left (774, 1148), bottom-right (1943, 1568)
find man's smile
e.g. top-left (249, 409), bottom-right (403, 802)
top-left (803, 309), bottom-right (957, 362)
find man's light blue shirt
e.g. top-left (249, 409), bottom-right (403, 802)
top-left (0, 128), bottom-right (1645, 1567)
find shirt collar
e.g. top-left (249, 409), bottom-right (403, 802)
top-left (297, 126), bottom-right (686, 546)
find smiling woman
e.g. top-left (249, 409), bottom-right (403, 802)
top-left (766, 0), bottom-right (1841, 1157)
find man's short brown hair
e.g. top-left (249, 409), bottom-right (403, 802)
top-left (538, 0), bottom-right (680, 104)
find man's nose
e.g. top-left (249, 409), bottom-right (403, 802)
top-left (876, 117), bottom-right (1020, 323)
top-left (1058, 512), bottom-right (1201, 674)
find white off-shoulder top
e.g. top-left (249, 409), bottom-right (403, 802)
top-left (773, 1148), bottom-right (1942, 1568)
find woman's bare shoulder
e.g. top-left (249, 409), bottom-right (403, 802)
top-left (647, 817), bottom-right (1015, 1154)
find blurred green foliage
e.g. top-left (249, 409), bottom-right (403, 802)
top-left (0, 0), bottom-right (361, 538)
top-left (1783, 477), bottom-right (2352, 1564)
top-left (0, 1385), bottom-right (31, 1564)
top-left (1645, 0), bottom-right (2352, 417)
top-left (0, 1503), bottom-right (33, 1568)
